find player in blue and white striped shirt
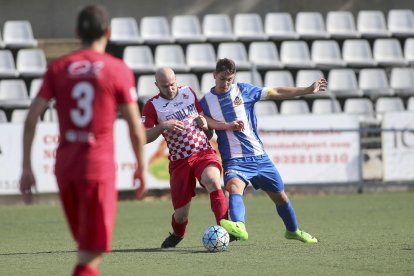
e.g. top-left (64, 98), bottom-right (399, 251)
top-left (200, 58), bottom-right (327, 244)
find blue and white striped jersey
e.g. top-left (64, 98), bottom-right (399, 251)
top-left (200, 82), bottom-right (270, 161)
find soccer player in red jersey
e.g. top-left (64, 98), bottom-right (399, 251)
top-left (142, 67), bottom-right (230, 248)
top-left (19, 5), bottom-right (146, 276)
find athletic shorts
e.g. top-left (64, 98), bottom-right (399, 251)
top-left (223, 154), bottom-right (284, 193)
top-left (169, 149), bottom-right (222, 209)
top-left (56, 177), bottom-right (117, 252)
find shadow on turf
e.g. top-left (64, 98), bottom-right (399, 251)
top-left (0, 250), bottom-right (77, 256)
top-left (112, 247), bottom-right (208, 254)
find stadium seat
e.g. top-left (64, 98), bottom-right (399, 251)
top-left (264, 70), bottom-right (294, 87)
top-left (171, 15), bottom-right (206, 43)
top-left (0, 49), bottom-right (19, 78)
top-left (0, 79), bottom-right (30, 108)
top-left (123, 45), bottom-right (156, 73)
top-left (175, 73), bottom-right (201, 96)
top-left (387, 9), bottom-right (414, 37)
top-left (235, 70), bottom-right (262, 86)
top-left (343, 98), bottom-right (376, 123)
top-left (296, 69), bottom-right (330, 98)
top-left (328, 69), bottom-right (362, 98)
top-left (217, 42), bottom-right (250, 70)
top-left (357, 10), bottom-right (391, 38)
top-left (248, 41), bottom-right (283, 70)
top-left (3, 20), bottom-right (38, 48)
top-left (264, 12), bottom-right (299, 40)
top-left (0, 31), bottom-right (4, 48)
top-left (110, 17), bottom-right (142, 45)
top-left (312, 99), bottom-right (341, 114)
top-left (295, 12), bottom-right (330, 40)
top-left (311, 40), bottom-right (346, 69)
top-left (375, 97), bottom-right (404, 119)
top-left (373, 38), bottom-right (408, 67)
top-left (10, 108), bottom-right (30, 123)
top-left (254, 101), bottom-right (278, 116)
top-left (280, 40), bottom-right (314, 69)
top-left (201, 72), bottom-right (215, 94)
top-left (140, 16), bottom-right (174, 44)
top-left (43, 107), bottom-right (57, 122)
top-left (137, 74), bottom-right (157, 102)
top-left (29, 78), bottom-right (43, 98)
top-left (342, 39), bottom-right (377, 67)
top-left (326, 11), bottom-right (360, 38)
top-left (154, 44), bottom-right (189, 72)
top-left (16, 48), bottom-right (47, 77)
top-left (0, 109), bottom-right (7, 123)
top-left (280, 100), bottom-right (310, 115)
top-left (359, 68), bottom-right (393, 98)
top-left (186, 43), bottom-right (216, 72)
top-left (390, 67), bottom-right (414, 97)
top-left (233, 13), bottom-right (267, 41)
top-left (404, 38), bottom-right (414, 65)
top-left (407, 97), bottom-right (414, 111)
top-left (202, 14), bottom-right (237, 42)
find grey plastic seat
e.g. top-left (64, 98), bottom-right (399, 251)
top-left (312, 99), bottom-right (341, 114)
top-left (387, 9), bottom-right (414, 37)
top-left (373, 38), bottom-right (408, 67)
top-left (311, 40), bottom-right (345, 68)
top-left (16, 48), bottom-right (47, 77)
top-left (235, 71), bottom-right (262, 86)
top-left (202, 14), bottom-right (237, 42)
top-left (342, 39), bottom-right (377, 67)
top-left (407, 97), bottom-right (414, 111)
top-left (390, 67), bottom-right (414, 97)
top-left (172, 15), bottom-right (206, 43)
top-left (110, 17), bottom-right (142, 45)
top-left (359, 68), bottom-right (393, 98)
top-left (123, 45), bottom-right (156, 73)
top-left (326, 11), bottom-right (360, 38)
top-left (254, 101), bottom-right (278, 116)
top-left (404, 38), bottom-right (414, 65)
top-left (140, 16), bottom-right (174, 44)
top-left (328, 69), bottom-right (362, 98)
top-left (0, 49), bottom-right (18, 78)
top-left (295, 12), bottom-right (329, 39)
top-left (10, 109), bottom-right (30, 123)
top-left (136, 75), bottom-right (157, 103)
top-left (375, 97), bottom-right (404, 117)
top-left (264, 71), bottom-right (294, 87)
top-left (280, 100), bottom-right (310, 115)
top-left (29, 78), bottom-right (43, 98)
top-left (217, 42), bottom-right (250, 70)
top-left (249, 41), bottom-right (283, 70)
top-left (154, 44), bottom-right (189, 72)
top-left (344, 98), bottom-right (376, 123)
top-left (0, 79), bottom-right (30, 108)
top-left (3, 20), bottom-right (38, 48)
top-left (175, 73), bottom-right (201, 97)
top-left (280, 40), bottom-right (314, 69)
top-left (264, 13), bottom-right (299, 40)
top-left (186, 43), bottom-right (216, 72)
top-left (233, 13), bottom-right (267, 41)
top-left (0, 110), bottom-right (7, 123)
top-left (296, 69), bottom-right (329, 98)
top-left (357, 10), bottom-right (391, 38)
top-left (201, 72), bottom-right (216, 94)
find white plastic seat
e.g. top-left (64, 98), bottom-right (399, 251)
top-left (201, 72), bottom-right (216, 94)
top-left (110, 17), bottom-right (142, 45)
top-left (312, 99), bottom-right (341, 114)
top-left (328, 69), bottom-right (362, 98)
top-left (203, 14), bottom-right (237, 42)
top-left (359, 68), bottom-right (393, 98)
top-left (10, 109), bottom-right (31, 123)
top-left (217, 42), bottom-right (250, 70)
top-left (357, 10), bottom-right (391, 38)
top-left (186, 43), bottom-right (216, 72)
top-left (344, 98), bottom-right (376, 123)
top-left (254, 101), bottom-right (278, 116)
top-left (43, 108), bottom-right (58, 122)
top-left (140, 16), bottom-right (174, 44)
top-left (0, 50), bottom-right (18, 78)
top-left (295, 12), bottom-right (329, 39)
top-left (154, 44), bottom-right (189, 72)
top-left (375, 97), bottom-right (404, 116)
top-left (172, 15), bottom-right (206, 43)
top-left (233, 13), bottom-right (267, 41)
top-left (280, 100), bottom-right (310, 115)
top-left (0, 79), bottom-right (30, 108)
top-left (407, 97), bottom-right (414, 111)
top-left (404, 38), bottom-right (414, 64)
top-left (342, 39), bottom-right (377, 67)
top-left (264, 70), bottom-right (294, 87)
top-left (235, 70), bottom-right (262, 86)
top-left (373, 38), bottom-right (408, 67)
top-left (390, 67), bottom-right (414, 97)
top-left (0, 31), bottom-right (4, 48)
top-left (280, 41), bottom-right (314, 69)
top-left (326, 11), bottom-right (360, 38)
top-left (264, 13), bottom-right (299, 40)
top-left (3, 20), bottom-right (37, 48)
top-left (175, 73), bottom-right (201, 96)
top-left (29, 78), bottom-right (43, 98)
top-left (296, 69), bottom-right (329, 98)
top-left (249, 41), bottom-right (283, 70)
top-left (16, 48), bottom-right (47, 77)
top-left (0, 110), bottom-right (7, 123)
top-left (387, 9), bottom-right (414, 37)
top-left (123, 45), bottom-right (155, 73)
top-left (137, 75), bottom-right (157, 102)
top-left (311, 40), bottom-right (345, 68)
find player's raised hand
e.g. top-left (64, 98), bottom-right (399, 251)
top-left (133, 168), bottom-right (147, 200)
top-left (19, 169), bottom-right (36, 204)
top-left (310, 78), bottom-right (328, 93)
top-left (195, 114), bottom-right (208, 131)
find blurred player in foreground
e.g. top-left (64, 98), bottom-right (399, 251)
top-left (19, 5), bottom-right (146, 275)
top-left (142, 67), bottom-right (230, 248)
top-left (200, 58), bottom-right (327, 244)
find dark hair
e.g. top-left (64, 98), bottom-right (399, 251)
top-left (76, 5), bottom-right (109, 43)
top-left (215, 58), bottom-right (236, 75)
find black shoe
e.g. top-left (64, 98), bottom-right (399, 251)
top-left (229, 233), bottom-right (239, 242)
top-left (161, 232), bottom-right (183, 248)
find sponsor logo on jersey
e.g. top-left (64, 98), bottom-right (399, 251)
top-left (68, 60), bottom-right (104, 77)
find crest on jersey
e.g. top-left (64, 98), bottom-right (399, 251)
top-left (233, 95), bottom-right (243, 106)
top-left (183, 93), bottom-right (189, 99)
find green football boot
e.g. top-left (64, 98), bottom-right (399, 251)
top-left (285, 229), bottom-right (318, 244)
top-left (220, 219), bottom-right (249, 241)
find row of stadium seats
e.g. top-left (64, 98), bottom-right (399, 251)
top-left (0, 20), bottom-right (38, 49)
top-left (109, 10), bottom-right (414, 46)
top-left (121, 39), bottom-right (414, 74)
top-left (0, 48), bottom-right (46, 78)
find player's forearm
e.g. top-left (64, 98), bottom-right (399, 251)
top-left (204, 115), bottom-right (229, 130)
top-left (130, 124), bottom-right (146, 170)
top-left (267, 86), bottom-right (312, 100)
top-left (145, 125), bottom-right (165, 143)
top-left (22, 118), bottom-right (36, 171)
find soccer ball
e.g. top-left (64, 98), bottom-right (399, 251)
top-left (202, 225), bottom-right (230, 252)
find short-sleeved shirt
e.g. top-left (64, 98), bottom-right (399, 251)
top-left (199, 83), bottom-right (270, 162)
top-left (142, 86), bottom-right (211, 161)
top-left (37, 49), bottom-right (137, 180)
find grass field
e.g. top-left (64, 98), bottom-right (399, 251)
top-left (1, 191), bottom-right (413, 275)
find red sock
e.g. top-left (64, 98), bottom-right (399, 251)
top-left (210, 189), bottom-right (229, 224)
top-left (73, 264), bottom-right (99, 276)
top-left (171, 214), bottom-right (188, 238)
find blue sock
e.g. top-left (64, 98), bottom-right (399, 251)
top-left (229, 194), bottom-right (245, 223)
top-left (276, 201), bottom-right (298, 232)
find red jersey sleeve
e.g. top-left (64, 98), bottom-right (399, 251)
top-left (37, 66), bottom-right (55, 101)
top-left (115, 64), bottom-right (137, 104)
top-left (142, 101), bottom-right (158, 128)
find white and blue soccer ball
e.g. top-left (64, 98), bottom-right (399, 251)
top-left (202, 225), bottom-right (230, 252)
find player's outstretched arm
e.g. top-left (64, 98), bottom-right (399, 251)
top-left (267, 78), bottom-right (328, 100)
top-left (204, 115), bottom-right (244, 131)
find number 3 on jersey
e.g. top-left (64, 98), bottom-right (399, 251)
top-left (70, 82), bottom-right (94, 127)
